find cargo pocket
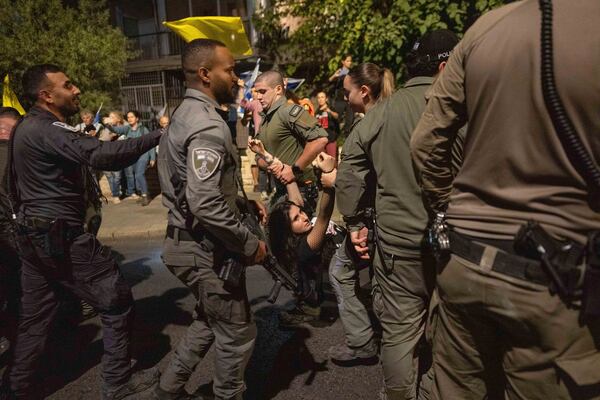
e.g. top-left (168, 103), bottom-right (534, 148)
top-left (555, 351), bottom-right (600, 386)
top-left (201, 278), bottom-right (250, 325)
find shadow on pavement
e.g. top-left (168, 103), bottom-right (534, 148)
top-left (130, 287), bottom-right (193, 367)
top-left (244, 304), bottom-right (329, 400)
top-left (38, 286), bottom-right (191, 398)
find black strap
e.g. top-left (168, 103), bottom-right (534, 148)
top-left (5, 117), bottom-right (25, 220)
top-left (539, 0), bottom-right (600, 205)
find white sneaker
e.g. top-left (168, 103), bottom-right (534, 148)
top-left (127, 194), bottom-right (140, 200)
top-left (111, 197), bottom-right (121, 204)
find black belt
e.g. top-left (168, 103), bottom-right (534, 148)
top-left (21, 217), bottom-right (84, 238)
top-left (166, 225), bottom-right (202, 242)
top-left (449, 231), bottom-right (551, 286)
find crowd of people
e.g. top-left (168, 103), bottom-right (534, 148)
top-left (0, 1), bottom-right (599, 399)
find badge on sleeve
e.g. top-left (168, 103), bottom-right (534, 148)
top-left (52, 121), bottom-right (79, 132)
top-left (192, 147), bottom-right (221, 180)
top-left (289, 105), bottom-right (303, 118)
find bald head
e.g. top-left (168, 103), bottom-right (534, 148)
top-left (254, 70), bottom-right (284, 89)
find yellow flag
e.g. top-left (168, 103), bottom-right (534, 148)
top-left (2, 75), bottom-right (25, 115)
top-left (163, 16), bottom-right (252, 57)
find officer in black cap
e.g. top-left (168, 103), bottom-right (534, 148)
top-left (2, 64), bottom-right (162, 400)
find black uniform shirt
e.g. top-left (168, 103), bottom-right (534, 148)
top-left (13, 106), bottom-right (161, 225)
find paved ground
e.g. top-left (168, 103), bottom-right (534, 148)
top-left (36, 237), bottom-right (381, 399)
top-left (3, 192), bottom-right (380, 399)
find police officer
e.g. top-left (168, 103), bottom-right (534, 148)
top-left (253, 70), bottom-right (328, 213)
top-left (155, 39), bottom-right (267, 400)
top-left (0, 107), bottom-right (22, 359)
top-left (2, 64), bottom-right (161, 400)
top-left (336, 31), bottom-right (459, 400)
top-left (411, 1), bottom-right (600, 398)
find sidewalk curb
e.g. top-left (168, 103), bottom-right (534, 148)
top-left (98, 226), bottom-right (166, 241)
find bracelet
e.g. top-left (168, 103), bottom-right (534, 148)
top-left (321, 167), bottom-right (335, 174)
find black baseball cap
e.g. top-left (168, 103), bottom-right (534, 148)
top-left (411, 29), bottom-right (459, 62)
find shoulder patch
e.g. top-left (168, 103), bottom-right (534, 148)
top-left (192, 147), bottom-right (221, 181)
top-left (289, 104), bottom-right (303, 118)
top-left (52, 121), bottom-right (79, 132)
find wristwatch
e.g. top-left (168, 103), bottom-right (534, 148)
top-left (291, 164), bottom-right (303, 177)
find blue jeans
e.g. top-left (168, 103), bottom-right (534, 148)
top-left (104, 171), bottom-right (121, 197)
top-left (125, 154), bottom-right (149, 196)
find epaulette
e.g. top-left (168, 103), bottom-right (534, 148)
top-left (289, 104), bottom-right (303, 118)
top-left (52, 121), bottom-right (79, 132)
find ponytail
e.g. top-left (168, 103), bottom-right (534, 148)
top-left (380, 68), bottom-right (395, 100)
top-left (347, 62), bottom-right (395, 103)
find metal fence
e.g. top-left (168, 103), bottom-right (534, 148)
top-left (119, 71), bottom-right (186, 128)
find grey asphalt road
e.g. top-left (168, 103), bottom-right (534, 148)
top-left (29, 237), bottom-right (383, 400)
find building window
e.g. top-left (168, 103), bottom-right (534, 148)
top-left (166, 0), bottom-right (190, 20)
top-left (192, 0), bottom-right (218, 16)
top-left (220, 0), bottom-right (247, 18)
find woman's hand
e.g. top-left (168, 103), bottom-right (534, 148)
top-left (248, 138), bottom-right (274, 164)
top-left (313, 152), bottom-right (336, 173)
top-left (320, 169), bottom-right (337, 188)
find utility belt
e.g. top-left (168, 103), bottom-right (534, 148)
top-left (439, 220), bottom-right (600, 319)
top-left (16, 217), bottom-right (84, 258)
top-left (166, 225), bottom-right (204, 243)
top-left (166, 224), bottom-right (245, 288)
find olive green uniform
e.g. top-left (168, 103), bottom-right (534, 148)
top-left (157, 88), bottom-right (259, 400)
top-left (257, 97), bottom-right (328, 207)
top-left (411, 1), bottom-right (600, 399)
top-left (337, 77), bottom-right (436, 400)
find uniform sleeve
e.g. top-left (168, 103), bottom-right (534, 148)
top-left (44, 127), bottom-right (162, 171)
top-left (185, 124), bottom-right (259, 257)
top-left (336, 127), bottom-right (376, 227)
top-left (410, 38), bottom-right (469, 213)
top-left (285, 107), bottom-right (328, 142)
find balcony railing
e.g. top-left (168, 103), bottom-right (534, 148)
top-left (128, 31), bottom-right (186, 61)
top-left (127, 19), bottom-right (253, 61)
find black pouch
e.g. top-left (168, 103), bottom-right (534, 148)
top-left (217, 257), bottom-right (244, 288)
top-left (583, 231), bottom-right (600, 318)
top-left (43, 218), bottom-right (68, 258)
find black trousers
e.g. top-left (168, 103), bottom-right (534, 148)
top-left (8, 232), bottom-right (133, 398)
top-left (0, 227), bottom-right (21, 343)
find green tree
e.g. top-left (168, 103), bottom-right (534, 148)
top-left (254, 0), bottom-right (511, 85)
top-left (0, 0), bottom-right (132, 113)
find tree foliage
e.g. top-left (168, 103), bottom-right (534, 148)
top-left (0, 0), bottom-right (132, 112)
top-left (254, 0), bottom-right (511, 86)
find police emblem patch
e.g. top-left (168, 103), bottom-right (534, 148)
top-left (52, 121), bottom-right (79, 132)
top-left (289, 105), bottom-right (303, 117)
top-left (192, 148), bottom-right (221, 180)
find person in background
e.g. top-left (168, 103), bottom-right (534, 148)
top-left (106, 110), bottom-right (156, 206)
top-left (158, 115), bottom-right (169, 129)
top-left (315, 91), bottom-right (340, 163)
top-left (0, 107), bottom-right (22, 362)
top-left (101, 111), bottom-right (125, 204)
top-left (75, 109), bottom-right (102, 135)
top-left (329, 54), bottom-right (354, 134)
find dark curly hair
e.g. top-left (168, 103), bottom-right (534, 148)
top-left (268, 200), bottom-right (338, 282)
top-left (268, 200), bottom-right (305, 279)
